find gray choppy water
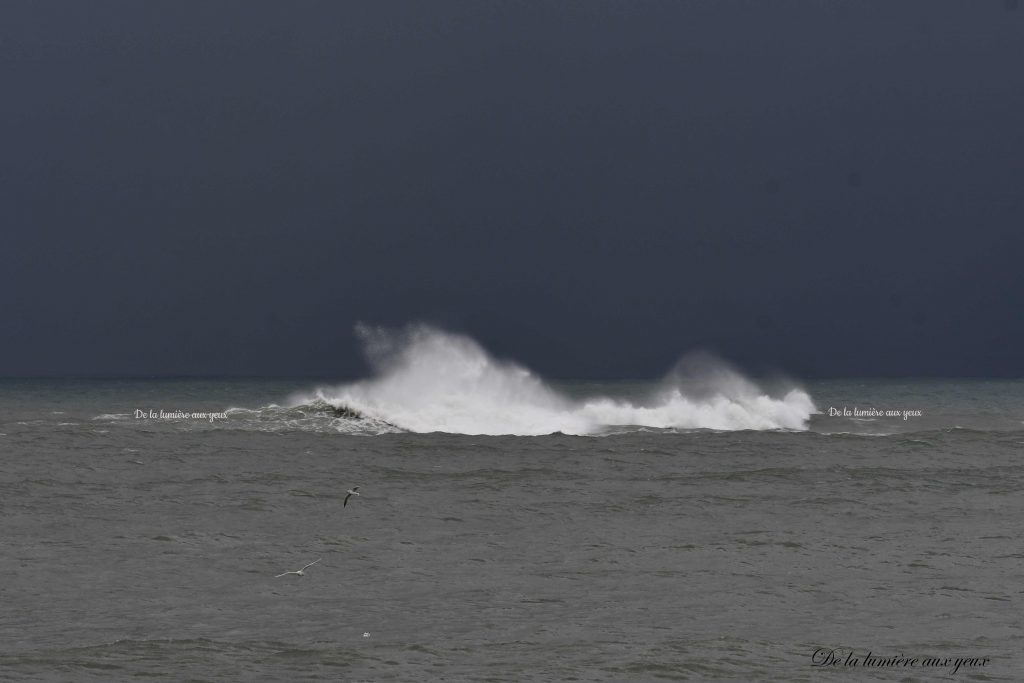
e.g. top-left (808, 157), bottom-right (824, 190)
top-left (1, 379), bottom-right (1022, 681)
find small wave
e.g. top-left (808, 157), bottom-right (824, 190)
top-left (224, 401), bottom-right (402, 435)
top-left (813, 425), bottom-right (1024, 440)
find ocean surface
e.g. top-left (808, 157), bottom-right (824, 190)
top-left (2, 333), bottom-right (1022, 681)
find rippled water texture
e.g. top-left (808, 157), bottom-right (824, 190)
top-left (1, 378), bottom-right (1022, 681)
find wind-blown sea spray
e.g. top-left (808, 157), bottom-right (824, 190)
top-left (291, 325), bottom-right (816, 436)
top-left (577, 352), bottom-right (814, 431)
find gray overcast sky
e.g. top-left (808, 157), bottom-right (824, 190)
top-left (1, 1), bottom-right (1022, 379)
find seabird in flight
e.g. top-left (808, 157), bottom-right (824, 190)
top-left (344, 487), bottom-right (361, 507)
top-left (275, 558), bottom-right (321, 578)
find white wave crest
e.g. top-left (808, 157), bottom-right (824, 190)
top-left (291, 325), bottom-right (816, 436)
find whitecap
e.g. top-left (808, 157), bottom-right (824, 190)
top-left (289, 324), bottom-right (816, 436)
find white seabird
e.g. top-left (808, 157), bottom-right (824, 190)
top-left (275, 558), bottom-right (321, 578)
top-left (344, 487), bottom-right (361, 507)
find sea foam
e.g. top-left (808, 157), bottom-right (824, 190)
top-left (291, 325), bottom-right (816, 436)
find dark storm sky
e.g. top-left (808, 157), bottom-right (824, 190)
top-left (2, 1), bottom-right (1022, 379)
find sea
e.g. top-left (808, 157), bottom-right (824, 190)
top-left (1, 329), bottom-right (1021, 681)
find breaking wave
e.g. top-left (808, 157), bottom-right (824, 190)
top-left (287, 325), bottom-right (816, 436)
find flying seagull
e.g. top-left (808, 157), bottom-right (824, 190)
top-left (344, 487), bottom-right (361, 507)
top-left (275, 558), bottom-right (321, 578)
